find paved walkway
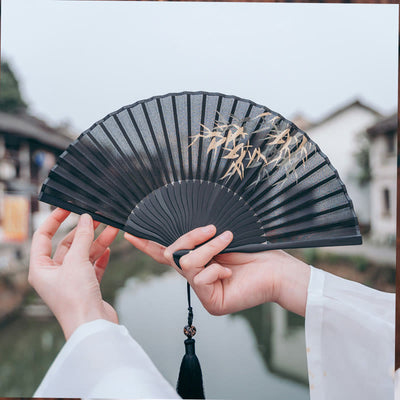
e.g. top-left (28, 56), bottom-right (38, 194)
top-left (318, 240), bottom-right (396, 268)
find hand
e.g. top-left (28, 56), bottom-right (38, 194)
top-left (124, 226), bottom-right (310, 317)
top-left (29, 209), bottom-right (119, 339)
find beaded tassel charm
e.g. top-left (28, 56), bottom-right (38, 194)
top-left (176, 283), bottom-right (205, 399)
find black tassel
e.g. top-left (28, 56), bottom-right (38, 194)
top-left (176, 282), bottom-right (205, 399)
top-left (177, 338), bottom-right (205, 399)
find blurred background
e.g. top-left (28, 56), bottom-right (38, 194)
top-left (0, 0), bottom-right (397, 398)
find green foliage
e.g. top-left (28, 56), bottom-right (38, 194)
top-left (353, 132), bottom-right (371, 186)
top-left (349, 255), bottom-right (368, 272)
top-left (323, 252), bottom-right (341, 264)
top-left (303, 248), bottom-right (318, 265)
top-left (0, 61), bottom-right (27, 113)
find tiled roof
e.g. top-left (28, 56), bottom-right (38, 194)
top-left (309, 99), bottom-right (382, 129)
top-left (367, 113), bottom-right (397, 137)
top-left (0, 111), bottom-right (72, 149)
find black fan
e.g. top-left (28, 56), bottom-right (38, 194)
top-left (40, 91), bottom-right (361, 252)
top-left (39, 91), bottom-right (362, 399)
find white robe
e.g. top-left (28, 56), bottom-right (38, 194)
top-left (34, 266), bottom-right (395, 399)
top-left (395, 369), bottom-right (400, 400)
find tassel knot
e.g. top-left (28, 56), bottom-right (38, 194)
top-left (176, 283), bottom-right (205, 399)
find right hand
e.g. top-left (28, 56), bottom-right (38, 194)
top-left (125, 226), bottom-right (310, 317)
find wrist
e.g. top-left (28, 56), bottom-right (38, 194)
top-left (273, 251), bottom-right (311, 317)
top-left (56, 304), bottom-right (113, 340)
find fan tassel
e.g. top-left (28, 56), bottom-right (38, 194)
top-left (176, 283), bottom-right (205, 399)
top-left (177, 338), bottom-right (204, 399)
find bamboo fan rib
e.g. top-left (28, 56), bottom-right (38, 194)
top-left (39, 91), bottom-right (362, 252)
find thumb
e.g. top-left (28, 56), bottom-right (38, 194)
top-left (67, 214), bottom-right (94, 262)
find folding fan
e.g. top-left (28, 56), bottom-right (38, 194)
top-left (39, 91), bottom-right (362, 399)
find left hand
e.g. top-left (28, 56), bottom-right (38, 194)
top-left (29, 209), bottom-right (119, 339)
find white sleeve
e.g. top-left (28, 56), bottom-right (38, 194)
top-left (305, 266), bottom-right (395, 400)
top-left (33, 319), bottom-right (180, 399)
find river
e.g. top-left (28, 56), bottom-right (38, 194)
top-left (0, 250), bottom-right (309, 399)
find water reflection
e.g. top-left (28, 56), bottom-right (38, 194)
top-left (0, 317), bottom-right (64, 396)
top-left (116, 272), bottom-right (309, 400)
top-left (239, 302), bottom-right (308, 385)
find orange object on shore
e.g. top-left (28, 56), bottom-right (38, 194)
top-left (2, 195), bottom-right (30, 242)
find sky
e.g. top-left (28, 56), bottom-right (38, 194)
top-left (1, 0), bottom-right (398, 134)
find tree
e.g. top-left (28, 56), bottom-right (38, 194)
top-left (0, 61), bottom-right (28, 113)
top-left (353, 132), bottom-right (371, 186)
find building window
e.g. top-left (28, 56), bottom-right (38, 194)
top-left (382, 188), bottom-right (391, 216)
top-left (386, 132), bottom-right (396, 155)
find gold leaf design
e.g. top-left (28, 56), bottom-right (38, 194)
top-left (189, 111), bottom-right (310, 183)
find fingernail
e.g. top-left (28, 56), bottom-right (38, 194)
top-left (79, 214), bottom-right (91, 227)
top-left (201, 225), bottom-right (214, 233)
top-left (220, 231), bottom-right (232, 241)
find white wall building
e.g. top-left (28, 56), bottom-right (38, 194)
top-left (367, 114), bottom-right (397, 243)
top-left (302, 100), bottom-right (381, 227)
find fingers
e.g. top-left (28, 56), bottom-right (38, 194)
top-left (124, 226), bottom-right (228, 281)
top-left (30, 208), bottom-right (70, 264)
top-left (66, 214), bottom-right (94, 262)
top-left (164, 225), bottom-right (217, 269)
top-left (124, 233), bottom-right (167, 265)
top-left (53, 220), bottom-right (101, 264)
top-left (178, 230), bottom-right (233, 281)
top-left (89, 226), bottom-right (119, 263)
top-left (94, 247), bottom-right (111, 282)
top-left (193, 263), bottom-right (232, 287)
top-left (191, 263), bottom-right (232, 316)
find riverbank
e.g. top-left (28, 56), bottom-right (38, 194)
top-left (291, 247), bottom-right (396, 293)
